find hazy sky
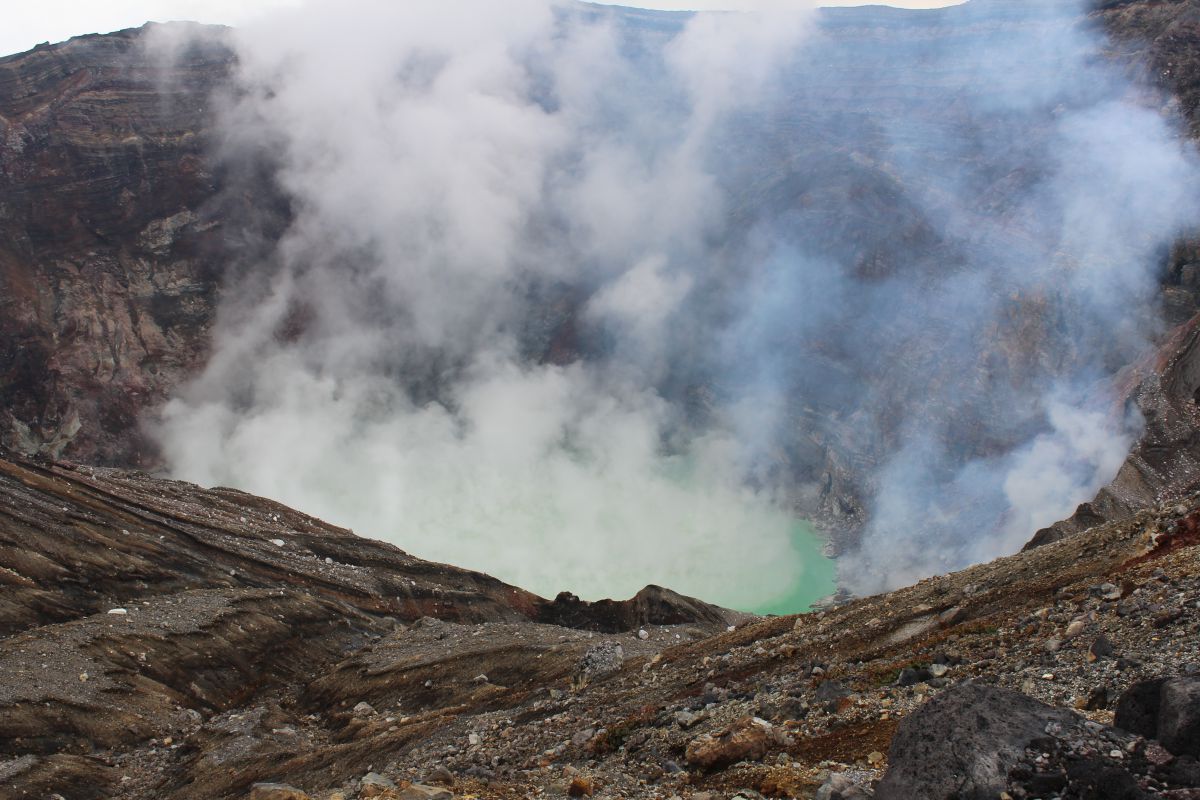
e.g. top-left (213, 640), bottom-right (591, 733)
top-left (3, 0), bottom-right (962, 59)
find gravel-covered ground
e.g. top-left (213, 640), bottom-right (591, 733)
top-left (2, 451), bottom-right (1198, 799)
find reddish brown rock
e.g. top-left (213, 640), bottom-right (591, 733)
top-left (685, 717), bottom-right (781, 771)
top-left (0, 25), bottom-right (243, 466)
top-left (249, 785), bottom-right (310, 800)
top-left (567, 775), bottom-right (595, 797)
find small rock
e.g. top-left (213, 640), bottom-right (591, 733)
top-left (1154, 609), bottom-right (1184, 628)
top-left (1083, 685), bottom-right (1110, 711)
top-left (359, 773), bottom-right (396, 799)
top-left (468, 732), bottom-right (481, 747)
top-left (938, 605), bottom-right (967, 626)
top-left (1088, 636), bottom-right (1115, 662)
top-left (571, 728), bottom-right (595, 747)
top-left (685, 716), bottom-right (781, 771)
top-left (107, 608), bottom-right (128, 615)
top-left (249, 784), bottom-right (310, 800)
top-left (1144, 740), bottom-right (1174, 766)
top-left (397, 785), bottom-right (453, 800)
top-left (463, 766), bottom-right (494, 781)
top-left (270, 539), bottom-right (286, 547)
top-left (352, 702), bottom-right (376, 717)
top-left (815, 680), bottom-right (850, 702)
top-left (573, 642), bottom-right (625, 688)
top-left (896, 667), bottom-right (932, 687)
top-left (638, 629), bottom-right (649, 640)
top-left (414, 767), bottom-right (448, 788)
top-left (928, 663), bottom-right (949, 678)
top-left (867, 750), bottom-right (885, 765)
top-left (567, 775), bottom-right (594, 797)
top-left (815, 772), bottom-right (866, 800)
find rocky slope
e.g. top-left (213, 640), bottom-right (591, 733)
top-left (0, 448), bottom-right (747, 799)
top-left (1, 448), bottom-right (1197, 799)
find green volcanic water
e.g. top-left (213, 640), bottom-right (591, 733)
top-left (748, 519), bottom-right (838, 615)
top-left (204, 388), bottom-right (840, 614)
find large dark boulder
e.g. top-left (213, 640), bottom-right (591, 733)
top-left (1063, 757), bottom-right (1148, 800)
top-left (1115, 677), bottom-right (1167, 738)
top-left (1160, 678), bottom-right (1200, 758)
top-left (1115, 676), bottom-right (1200, 757)
top-left (876, 683), bottom-right (1078, 800)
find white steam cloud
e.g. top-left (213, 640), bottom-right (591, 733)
top-left (152, 0), bottom-right (1200, 605)
top-left (153, 0), bottom-right (826, 611)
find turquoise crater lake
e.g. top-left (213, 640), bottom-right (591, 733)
top-left (748, 519), bottom-right (838, 616)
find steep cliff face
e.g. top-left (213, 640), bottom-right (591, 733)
top-left (1096, 0), bottom-right (1200, 138)
top-left (1020, 0), bottom-right (1200, 546)
top-left (1020, 1), bottom-right (1200, 544)
top-left (1027, 313), bottom-right (1200, 547)
top-left (0, 25), bottom-right (256, 466)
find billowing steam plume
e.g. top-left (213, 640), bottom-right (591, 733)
top-left (152, 0), bottom-right (1199, 607)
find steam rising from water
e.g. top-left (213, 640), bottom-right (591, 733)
top-left (153, 0), bottom-right (1199, 606)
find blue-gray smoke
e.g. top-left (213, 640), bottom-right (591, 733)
top-left (151, 0), bottom-right (1200, 603)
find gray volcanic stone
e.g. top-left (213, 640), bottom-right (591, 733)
top-left (1115, 675), bottom-right (1200, 756)
top-left (573, 642), bottom-right (625, 688)
top-left (876, 682), bottom-right (1077, 800)
top-left (1115, 678), bottom-right (1166, 738)
top-left (1159, 677), bottom-right (1200, 757)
